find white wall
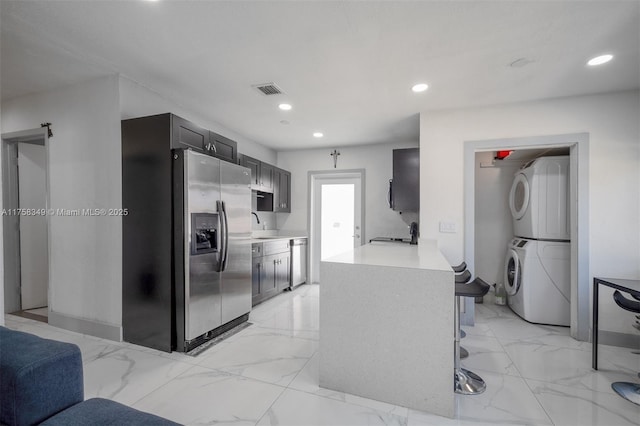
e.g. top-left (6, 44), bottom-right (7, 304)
top-left (277, 141), bottom-right (419, 240)
top-left (1, 75), bottom-right (122, 336)
top-left (119, 76), bottom-right (280, 232)
top-left (119, 76), bottom-right (276, 164)
top-left (421, 90), bottom-right (640, 335)
top-left (1, 74), bottom-right (278, 338)
top-left (474, 151), bottom-right (521, 287)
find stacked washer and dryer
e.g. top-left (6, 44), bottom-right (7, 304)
top-left (504, 156), bottom-right (571, 326)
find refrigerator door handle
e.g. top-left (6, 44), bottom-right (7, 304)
top-left (215, 200), bottom-right (225, 272)
top-left (221, 201), bottom-right (230, 272)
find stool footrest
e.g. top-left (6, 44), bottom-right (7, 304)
top-left (451, 262), bottom-right (467, 273)
top-left (456, 277), bottom-right (491, 298)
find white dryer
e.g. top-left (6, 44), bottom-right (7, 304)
top-left (509, 156), bottom-right (570, 241)
top-left (504, 238), bottom-right (570, 326)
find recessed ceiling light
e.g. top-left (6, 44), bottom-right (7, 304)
top-left (587, 54), bottom-right (613, 66)
top-left (278, 103), bottom-right (292, 111)
top-left (313, 132), bottom-right (323, 138)
top-left (411, 83), bottom-right (428, 93)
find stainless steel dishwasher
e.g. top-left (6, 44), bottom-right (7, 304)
top-left (291, 238), bottom-right (308, 287)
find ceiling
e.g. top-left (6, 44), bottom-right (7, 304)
top-left (1, 1), bottom-right (638, 151)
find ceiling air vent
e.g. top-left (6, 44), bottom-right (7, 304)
top-left (253, 83), bottom-right (283, 96)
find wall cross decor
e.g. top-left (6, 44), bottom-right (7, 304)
top-left (330, 149), bottom-right (340, 168)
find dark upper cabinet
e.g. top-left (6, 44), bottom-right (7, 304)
top-left (240, 155), bottom-right (261, 188)
top-left (390, 148), bottom-right (419, 212)
top-left (209, 131), bottom-right (238, 164)
top-left (239, 154), bottom-right (275, 192)
top-left (171, 115), bottom-right (208, 153)
top-left (239, 154), bottom-right (291, 212)
top-left (273, 168), bottom-right (291, 213)
top-left (260, 163), bottom-right (274, 192)
top-left (170, 115), bottom-right (239, 163)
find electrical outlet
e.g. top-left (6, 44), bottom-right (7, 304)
top-left (439, 221), bottom-right (456, 233)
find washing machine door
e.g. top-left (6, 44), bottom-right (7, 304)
top-left (505, 249), bottom-right (521, 296)
top-left (509, 173), bottom-right (530, 220)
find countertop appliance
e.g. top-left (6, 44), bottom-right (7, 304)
top-left (409, 222), bottom-right (419, 245)
top-left (173, 149), bottom-right (252, 352)
top-left (291, 238), bottom-right (308, 287)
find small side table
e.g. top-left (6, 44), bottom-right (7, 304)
top-left (592, 277), bottom-right (640, 370)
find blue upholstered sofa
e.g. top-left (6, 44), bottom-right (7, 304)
top-left (0, 326), bottom-right (180, 425)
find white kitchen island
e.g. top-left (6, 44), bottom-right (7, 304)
top-left (319, 240), bottom-right (455, 418)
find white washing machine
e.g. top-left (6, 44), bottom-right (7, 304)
top-left (509, 156), bottom-right (570, 241)
top-left (504, 238), bottom-right (571, 326)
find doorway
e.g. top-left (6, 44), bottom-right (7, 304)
top-left (463, 133), bottom-right (589, 341)
top-left (309, 170), bottom-right (365, 284)
top-left (2, 127), bottom-right (51, 323)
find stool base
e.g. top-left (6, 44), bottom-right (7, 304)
top-left (455, 368), bottom-right (486, 395)
top-left (460, 347), bottom-right (469, 359)
top-left (612, 382), bottom-right (640, 406)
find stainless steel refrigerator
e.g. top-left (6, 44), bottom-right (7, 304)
top-left (122, 114), bottom-right (252, 353)
top-left (173, 149), bottom-right (252, 352)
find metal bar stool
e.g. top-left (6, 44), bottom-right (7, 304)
top-left (451, 266), bottom-right (471, 358)
top-left (452, 262), bottom-right (467, 273)
top-left (455, 269), bottom-right (472, 284)
top-left (454, 277), bottom-right (490, 395)
top-left (611, 290), bottom-right (640, 406)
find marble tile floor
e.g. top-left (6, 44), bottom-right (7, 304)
top-left (10, 305), bottom-right (48, 323)
top-left (3, 285), bottom-right (639, 425)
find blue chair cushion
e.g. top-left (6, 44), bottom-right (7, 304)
top-left (0, 326), bottom-right (84, 425)
top-left (40, 398), bottom-right (182, 425)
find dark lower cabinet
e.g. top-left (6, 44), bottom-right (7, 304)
top-left (252, 256), bottom-right (274, 306)
top-left (252, 240), bottom-right (290, 306)
top-left (273, 252), bottom-right (291, 291)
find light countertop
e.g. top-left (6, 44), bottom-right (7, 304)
top-left (250, 234), bottom-right (307, 244)
top-left (322, 239), bottom-right (451, 272)
top-left (319, 238), bottom-right (454, 417)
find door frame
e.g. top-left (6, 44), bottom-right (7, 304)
top-left (308, 169), bottom-right (366, 284)
top-left (463, 132), bottom-right (589, 341)
top-left (1, 127), bottom-right (51, 319)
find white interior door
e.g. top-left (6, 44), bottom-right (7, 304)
top-left (311, 173), bottom-right (363, 283)
top-left (18, 143), bottom-right (49, 310)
